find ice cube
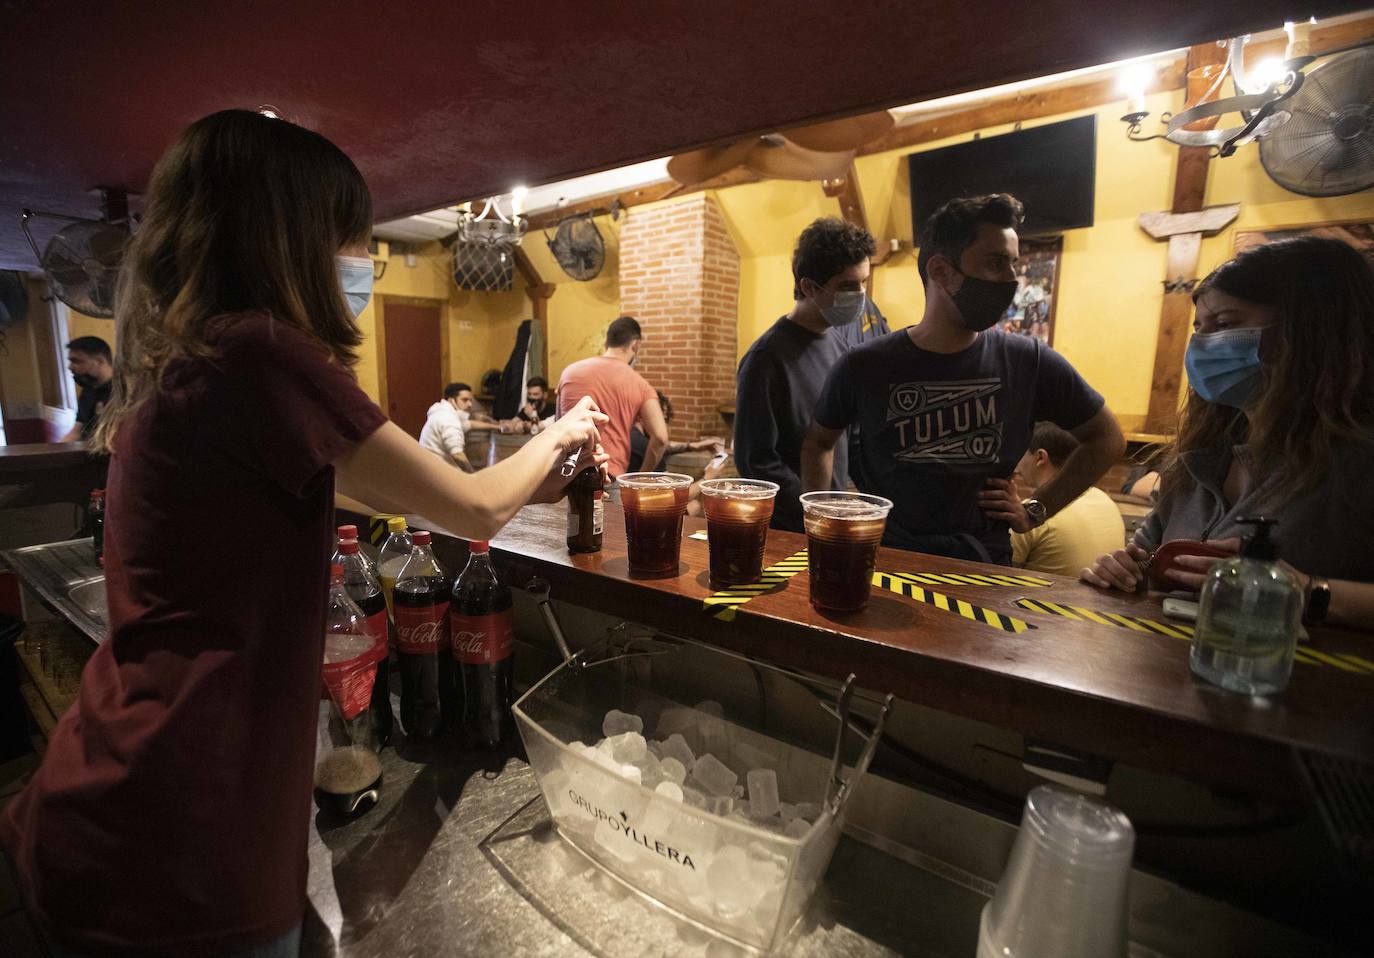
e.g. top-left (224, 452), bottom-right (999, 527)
top-left (785, 818), bottom-right (810, 839)
top-left (792, 801), bottom-right (822, 822)
top-left (778, 802), bottom-right (799, 823)
top-left (681, 786), bottom-right (708, 809)
top-left (746, 769), bottom-right (780, 819)
top-left (732, 739), bottom-right (778, 774)
top-left (690, 753), bottom-right (738, 797)
top-left (695, 700), bottom-right (725, 719)
top-left (660, 733), bottom-right (696, 771)
top-left (746, 840), bottom-right (787, 884)
top-left (706, 844), bottom-right (757, 919)
top-left (733, 799), bottom-right (751, 818)
top-left (641, 780), bottom-right (686, 833)
top-left (609, 731), bottom-right (647, 763)
top-left (602, 708), bottom-right (644, 739)
top-left (655, 780), bottom-right (684, 802)
top-left (645, 739), bottom-right (664, 759)
top-left (732, 785), bottom-right (745, 799)
top-left (618, 763), bottom-right (643, 786)
top-left (705, 795), bottom-right (735, 817)
top-left (660, 756), bottom-right (687, 786)
top-left (632, 751), bottom-right (663, 788)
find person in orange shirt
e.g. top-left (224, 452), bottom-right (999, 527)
top-left (557, 316), bottom-right (670, 478)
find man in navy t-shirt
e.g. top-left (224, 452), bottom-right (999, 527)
top-left (801, 194), bottom-right (1124, 563)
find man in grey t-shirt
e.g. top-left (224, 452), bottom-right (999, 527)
top-left (802, 194), bottom-right (1124, 563)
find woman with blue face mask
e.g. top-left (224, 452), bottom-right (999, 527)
top-left (1081, 236), bottom-right (1374, 632)
top-left (1, 109), bottom-right (609, 958)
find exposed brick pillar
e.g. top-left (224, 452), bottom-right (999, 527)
top-left (618, 195), bottom-right (739, 442)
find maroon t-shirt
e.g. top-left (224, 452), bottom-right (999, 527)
top-left (1, 312), bottom-right (386, 955)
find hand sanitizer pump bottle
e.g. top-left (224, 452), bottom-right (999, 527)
top-left (1190, 517), bottom-right (1302, 696)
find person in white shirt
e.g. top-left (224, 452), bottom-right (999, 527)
top-left (1011, 422), bottom-right (1126, 577)
top-left (419, 382), bottom-right (482, 471)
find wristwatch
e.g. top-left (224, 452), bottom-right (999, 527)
top-left (1304, 577), bottom-right (1331, 625)
top-left (1021, 498), bottom-right (1048, 529)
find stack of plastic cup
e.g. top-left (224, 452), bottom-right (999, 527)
top-left (978, 785), bottom-right (1136, 958)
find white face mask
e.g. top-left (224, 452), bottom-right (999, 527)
top-left (335, 256), bottom-right (373, 317)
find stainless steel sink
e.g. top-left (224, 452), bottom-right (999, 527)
top-left (67, 576), bottom-right (108, 626)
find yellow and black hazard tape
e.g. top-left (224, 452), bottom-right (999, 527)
top-left (895, 570), bottom-right (1052, 588)
top-left (1013, 597), bottom-right (1374, 676)
top-left (367, 514), bottom-right (405, 548)
top-left (874, 573), bottom-right (1037, 634)
top-left (702, 550), bottom-right (810, 621)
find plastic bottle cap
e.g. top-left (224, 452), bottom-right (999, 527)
top-left (91, 489), bottom-right (105, 498)
top-left (330, 562), bottom-right (344, 577)
top-left (1237, 516), bottom-right (1279, 561)
top-left (337, 524), bottom-right (358, 539)
top-left (469, 540), bottom-right (489, 553)
top-left (338, 539), bottom-right (360, 554)
top-left (387, 516), bottom-right (408, 532)
top-left (412, 530), bottom-right (431, 545)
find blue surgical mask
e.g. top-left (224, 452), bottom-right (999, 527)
top-left (335, 255), bottom-right (374, 318)
top-left (815, 288), bottom-right (866, 328)
top-left (1184, 326), bottom-right (1269, 407)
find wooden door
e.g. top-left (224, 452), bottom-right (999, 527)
top-left (380, 299), bottom-right (443, 438)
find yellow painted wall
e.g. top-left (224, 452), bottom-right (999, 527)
top-left (356, 241), bottom-right (528, 403)
top-left (699, 87), bottom-right (1374, 427)
top-left (66, 309), bottom-right (115, 352)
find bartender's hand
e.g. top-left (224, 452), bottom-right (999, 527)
top-left (1081, 543), bottom-right (1151, 592)
top-left (978, 477), bottom-right (1032, 533)
top-left (1161, 538), bottom-right (1243, 590)
top-left (530, 396), bottom-right (610, 503)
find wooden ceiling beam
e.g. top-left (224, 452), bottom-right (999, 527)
top-left (509, 15), bottom-right (1373, 234)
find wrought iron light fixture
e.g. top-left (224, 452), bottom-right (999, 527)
top-left (455, 187), bottom-right (528, 248)
top-left (1121, 22), bottom-right (1316, 157)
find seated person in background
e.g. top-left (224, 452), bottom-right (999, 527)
top-left (1082, 237), bottom-right (1374, 630)
top-left (802, 193), bottom-right (1124, 563)
top-left (1121, 466), bottom-right (1161, 503)
top-left (628, 391), bottom-right (726, 473)
top-left (419, 382), bottom-right (497, 471)
top-left (517, 376), bottom-right (555, 426)
top-left (1011, 422), bottom-right (1125, 577)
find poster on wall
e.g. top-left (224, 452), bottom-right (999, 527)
top-left (1234, 221), bottom-right (1374, 269)
top-left (999, 237), bottom-right (1062, 345)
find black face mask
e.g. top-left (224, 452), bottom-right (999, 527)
top-left (72, 372), bottom-right (97, 389)
top-left (950, 273), bottom-right (1019, 332)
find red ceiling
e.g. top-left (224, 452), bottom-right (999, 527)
top-left (0, 0), bottom-right (1359, 270)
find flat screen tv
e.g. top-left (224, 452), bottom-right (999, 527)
top-left (908, 115), bottom-right (1096, 238)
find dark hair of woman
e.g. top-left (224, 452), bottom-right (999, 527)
top-left (1162, 235), bottom-right (1374, 506)
top-left (95, 109), bottom-right (372, 452)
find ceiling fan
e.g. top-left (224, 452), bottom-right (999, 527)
top-left (666, 111), bottom-right (895, 188)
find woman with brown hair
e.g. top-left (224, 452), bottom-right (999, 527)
top-left (1, 110), bottom-right (607, 957)
top-left (1082, 236), bottom-right (1374, 629)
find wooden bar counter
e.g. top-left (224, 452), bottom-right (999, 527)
top-left (399, 502), bottom-right (1373, 803)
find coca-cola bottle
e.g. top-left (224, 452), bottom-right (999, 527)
top-left (316, 563), bottom-right (383, 818)
top-left (377, 516), bottom-right (412, 617)
top-left (336, 532), bottom-right (393, 747)
top-left (566, 466), bottom-right (604, 554)
top-left (393, 530), bottom-right (450, 740)
top-left (451, 541), bottom-right (514, 749)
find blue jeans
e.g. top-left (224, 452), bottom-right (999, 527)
top-left (51, 924), bottom-right (301, 958)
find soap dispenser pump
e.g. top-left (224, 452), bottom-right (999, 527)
top-left (1190, 517), bottom-right (1303, 695)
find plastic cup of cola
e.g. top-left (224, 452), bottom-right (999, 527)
top-left (617, 473), bottom-right (694, 577)
top-left (978, 785), bottom-right (1136, 958)
top-left (799, 491), bottom-right (893, 613)
top-left (698, 478), bottom-right (779, 589)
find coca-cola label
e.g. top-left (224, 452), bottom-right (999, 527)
top-left (395, 601), bottom-right (449, 655)
top-left (364, 609), bottom-right (389, 663)
top-left (322, 657), bottom-right (378, 720)
top-left (451, 609), bottom-right (515, 665)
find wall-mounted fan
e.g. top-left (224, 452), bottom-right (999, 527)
top-left (1261, 46), bottom-right (1374, 197)
top-left (547, 215), bottom-right (606, 281)
top-left (22, 201), bottom-right (131, 318)
top-left (666, 111), bottom-right (894, 188)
